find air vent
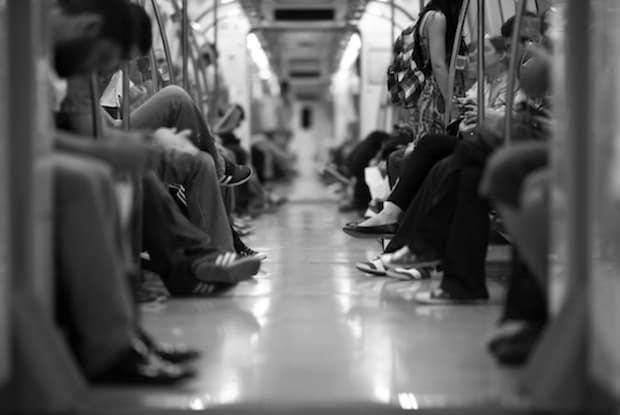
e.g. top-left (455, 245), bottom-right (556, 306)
top-left (289, 70), bottom-right (322, 78)
top-left (274, 8), bottom-right (335, 21)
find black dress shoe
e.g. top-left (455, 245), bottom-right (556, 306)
top-left (342, 222), bottom-right (398, 238)
top-left (92, 345), bottom-right (195, 385)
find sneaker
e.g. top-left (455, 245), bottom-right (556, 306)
top-left (192, 252), bottom-right (262, 284)
top-left (219, 159), bottom-right (252, 187)
top-left (232, 227), bottom-right (267, 260)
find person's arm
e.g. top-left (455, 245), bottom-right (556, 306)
top-left (54, 129), bottom-right (161, 172)
top-left (427, 12), bottom-right (450, 102)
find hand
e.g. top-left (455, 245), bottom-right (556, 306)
top-left (153, 127), bottom-right (199, 155)
top-left (403, 141), bottom-right (415, 156)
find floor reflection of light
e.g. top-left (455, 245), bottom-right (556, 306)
top-left (250, 332), bottom-right (260, 346)
top-left (347, 316), bottom-right (363, 339)
top-left (188, 395), bottom-right (211, 410)
top-left (250, 297), bottom-right (271, 321)
top-left (398, 393), bottom-right (419, 410)
top-left (219, 381), bottom-right (241, 404)
top-left (374, 385), bottom-right (391, 403)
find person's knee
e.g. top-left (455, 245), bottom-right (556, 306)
top-left (159, 85), bottom-right (194, 109)
top-left (520, 170), bottom-right (549, 212)
top-left (193, 152), bottom-right (217, 178)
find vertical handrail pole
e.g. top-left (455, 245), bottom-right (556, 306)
top-left (182, 0), bottom-right (190, 91)
top-left (445, 0), bottom-right (471, 126)
top-left (150, 0), bottom-right (176, 85)
top-left (213, 0), bottom-right (220, 120)
top-left (565, 0), bottom-right (590, 297)
top-left (89, 73), bottom-right (102, 138)
top-left (503, 0), bottom-right (527, 145)
top-left (477, 0), bottom-right (486, 125)
top-left (497, 0), bottom-right (505, 24)
top-left (121, 62), bottom-right (131, 130)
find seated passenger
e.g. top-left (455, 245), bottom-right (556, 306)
top-left (343, 27), bottom-right (519, 238)
top-left (347, 14), bottom-right (547, 302)
top-left (49, 0), bottom-right (263, 382)
top-left (57, 2), bottom-right (251, 254)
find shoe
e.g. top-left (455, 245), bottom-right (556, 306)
top-left (342, 222), bottom-right (398, 239)
top-left (139, 331), bottom-right (201, 364)
top-left (414, 288), bottom-right (488, 305)
top-left (219, 159), bottom-right (252, 187)
top-left (92, 343), bottom-right (195, 385)
top-left (490, 324), bottom-right (545, 366)
top-left (233, 227), bottom-right (267, 260)
top-left (386, 266), bottom-right (434, 280)
top-left (192, 252), bottom-right (261, 284)
top-left (355, 255), bottom-right (391, 276)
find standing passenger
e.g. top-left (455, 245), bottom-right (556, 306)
top-left (409, 0), bottom-right (465, 142)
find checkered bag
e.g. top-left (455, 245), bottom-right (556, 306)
top-left (387, 23), bottom-right (429, 109)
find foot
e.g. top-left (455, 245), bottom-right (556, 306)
top-left (220, 159), bottom-right (252, 187)
top-left (192, 252), bottom-right (262, 284)
top-left (139, 331), bottom-right (201, 364)
top-left (92, 343), bottom-right (195, 385)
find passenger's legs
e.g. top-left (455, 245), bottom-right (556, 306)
top-left (52, 153), bottom-right (135, 377)
top-left (437, 166), bottom-right (490, 299)
top-left (152, 149), bottom-right (234, 251)
top-left (130, 85), bottom-right (223, 175)
top-left (359, 134), bottom-right (458, 227)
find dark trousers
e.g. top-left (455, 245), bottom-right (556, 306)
top-left (439, 165), bottom-right (490, 298)
top-left (388, 134), bottom-right (458, 210)
top-left (501, 248), bottom-right (548, 323)
top-left (141, 172), bottom-right (218, 294)
top-left (345, 130), bottom-right (389, 208)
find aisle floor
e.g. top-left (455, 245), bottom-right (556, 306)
top-left (89, 201), bottom-right (528, 413)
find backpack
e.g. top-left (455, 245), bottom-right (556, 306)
top-left (386, 16), bottom-right (431, 108)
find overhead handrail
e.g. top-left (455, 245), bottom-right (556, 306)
top-left (445, 0), bottom-right (471, 126)
top-left (503, 0), bottom-right (527, 145)
top-left (150, 0), bottom-right (176, 85)
top-left (476, 0), bottom-right (486, 125)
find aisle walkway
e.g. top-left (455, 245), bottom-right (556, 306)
top-left (90, 202), bottom-right (526, 413)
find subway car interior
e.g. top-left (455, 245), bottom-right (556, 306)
top-left (1, 0), bottom-right (620, 413)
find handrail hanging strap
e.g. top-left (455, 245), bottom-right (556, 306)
top-left (503, 0), bottom-right (527, 146)
top-left (445, 0), bottom-right (471, 126)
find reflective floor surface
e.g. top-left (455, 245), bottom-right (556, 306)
top-left (86, 200), bottom-right (529, 413)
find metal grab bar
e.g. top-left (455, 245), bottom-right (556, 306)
top-left (503, 0), bottom-right (527, 145)
top-left (445, 0), bottom-right (471, 126)
top-left (121, 62), bottom-right (131, 130)
top-left (476, 0), bottom-right (486, 125)
top-left (89, 73), bottom-right (102, 138)
top-left (181, 0), bottom-right (189, 91)
top-left (150, 0), bottom-right (176, 85)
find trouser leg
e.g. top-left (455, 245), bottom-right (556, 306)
top-left (387, 134), bottom-right (458, 210)
top-left (439, 166), bottom-right (490, 298)
top-left (152, 150), bottom-right (234, 251)
top-left (52, 153), bottom-right (135, 377)
top-left (130, 85), bottom-right (223, 175)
